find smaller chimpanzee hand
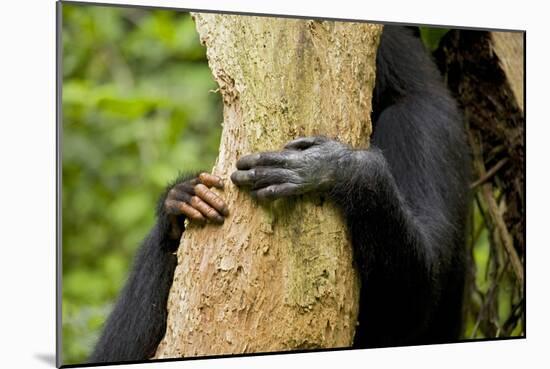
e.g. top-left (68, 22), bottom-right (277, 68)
top-left (231, 136), bottom-right (352, 201)
top-left (163, 173), bottom-right (229, 240)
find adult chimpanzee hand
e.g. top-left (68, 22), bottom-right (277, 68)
top-left (231, 136), bottom-right (353, 201)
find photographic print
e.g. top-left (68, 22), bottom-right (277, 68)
top-left (58, 1), bottom-right (525, 366)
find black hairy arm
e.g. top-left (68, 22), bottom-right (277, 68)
top-left (231, 26), bottom-right (470, 347)
top-left (89, 173), bottom-right (228, 363)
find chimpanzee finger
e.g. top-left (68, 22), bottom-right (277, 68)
top-left (190, 195), bottom-right (225, 224)
top-left (252, 168), bottom-right (301, 189)
top-left (198, 172), bottom-right (224, 189)
top-left (236, 151), bottom-right (298, 170)
top-left (194, 183), bottom-right (229, 216)
top-left (231, 167), bottom-right (300, 189)
top-left (284, 136), bottom-right (329, 150)
top-left (230, 169), bottom-right (256, 187)
top-left (169, 182), bottom-right (195, 202)
top-left (188, 177), bottom-right (200, 186)
top-left (251, 183), bottom-right (302, 201)
top-left (165, 199), bottom-right (206, 224)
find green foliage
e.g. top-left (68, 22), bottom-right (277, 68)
top-left (419, 27), bottom-right (450, 51)
top-left (61, 4), bottom-right (222, 364)
top-left (462, 195), bottom-right (523, 339)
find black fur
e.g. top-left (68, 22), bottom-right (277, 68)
top-left (88, 174), bottom-right (196, 362)
top-left (90, 26), bottom-right (470, 362)
top-left (341, 27), bottom-right (470, 347)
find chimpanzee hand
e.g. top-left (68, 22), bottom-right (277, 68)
top-left (162, 173), bottom-right (229, 240)
top-left (231, 136), bottom-right (352, 201)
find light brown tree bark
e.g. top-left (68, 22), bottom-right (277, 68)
top-left (491, 32), bottom-right (524, 111)
top-left (154, 13), bottom-right (382, 358)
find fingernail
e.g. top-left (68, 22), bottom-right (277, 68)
top-left (221, 205), bottom-right (229, 216)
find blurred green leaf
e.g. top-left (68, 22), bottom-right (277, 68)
top-left (419, 27), bottom-right (449, 51)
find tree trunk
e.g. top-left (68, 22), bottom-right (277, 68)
top-left (491, 32), bottom-right (524, 112)
top-left (154, 14), bottom-right (382, 358)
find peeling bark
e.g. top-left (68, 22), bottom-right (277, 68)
top-left (154, 14), bottom-right (381, 358)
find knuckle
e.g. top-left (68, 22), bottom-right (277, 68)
top-left (177, 182), bottom-right (194, 194)
top-left (194, 183), bottom-right (207, 195)
top-left (168, 188), bottom-right (178, 198)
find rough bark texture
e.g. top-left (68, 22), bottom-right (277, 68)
top-left (491, 32), bottom-right (524, 112)
top-left (154, 14), bottom-right (381, 358)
